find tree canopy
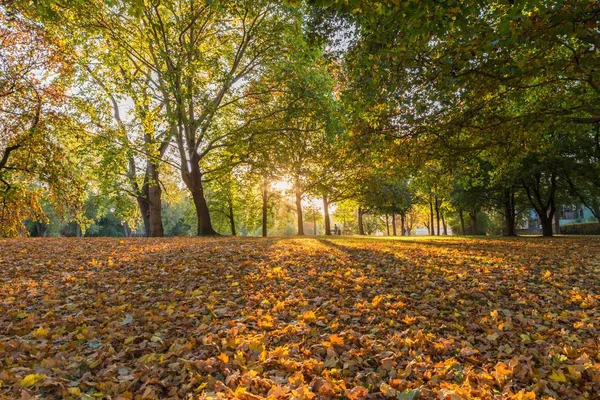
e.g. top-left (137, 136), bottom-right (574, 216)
top-left (0, 0), bottom-right (598, 237)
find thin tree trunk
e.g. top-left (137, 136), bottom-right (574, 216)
top-left (323, 194), bottom-right (331, 235)
top-left (146, 163), bottom-right (164, 237)
top-left (123, 221), bottom-right (131, 237)
top-left (442, 213), bottom-right (447, 235)
top-left (400, 213), bottom-right (406, 236)
top-left (435, 196), bottom-right (440, 236)
top-left (392, 213), bottom-right (397, 236)
top-left (459, 209), bottom-right (466, 235)
top-left (554, 204), bottom-right (560, 234)
top-left (385, 214), bottom-right (390, 236)
top-left (503, 188), bottom-right (517, 236)
top-left (262, 175), bottom-right (268, 237)
top-left (295, 183), bottom-right (304, 235)
top-left (469, 209), bottom-right (478, 235)
top-left (429, 197), bottom-right (434, 236)
top-left (228, 199), bottom-right (236, 236)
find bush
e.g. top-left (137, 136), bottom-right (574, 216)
top-left (560, 222), bottom-right (600, 235)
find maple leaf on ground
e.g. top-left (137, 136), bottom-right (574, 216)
top-left (0, 236), bottom-right (599, 399)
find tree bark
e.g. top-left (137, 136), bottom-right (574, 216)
top-left (469, 208), bottom-right (478, 235)
top-left (262, 176), bottom-right (268, 237)
top-left (503, 188), bottom-right (517, 236)
top-left (459, 209), bottom-right (466, 235)
top-left (554, 204), bottom-right (560, 234)
top-left (385, 214), bottom-right (390, 236)
top-left (323, 194), bottom-right (331, 235)
top-left (400, 213), bottom-right (406, 236)
top-left (442, 213), bottom-right (447, 235)
top-left (191, 186), bottom-right (217, 236)
top-left (435, 196), bottom-right (440, 236)
top-left (228, 199), bottom-right (236, 236)
top-left (185, 162), bottom-right (217, 236)
top-left (146, 163), bottom-right (164, 237)
top-left (522, 172), bottom-right (557, 237)
top-left (295, 183), bottom-right (304, 235)
top-left (358, 207), bottom-right (365, 235)
top-left (391, 213), bottom-right (397, 236)
top-left (429, 197), bottom-right (434, 236)
top-left (541, 213), bottom-right (555, 237)
top-left (123, 221), bottom-right (131, 237)
top-left (136, 195), bottom-right (150, 236)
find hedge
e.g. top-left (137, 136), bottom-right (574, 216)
top-left (560, 222), bottom-right (600, 235)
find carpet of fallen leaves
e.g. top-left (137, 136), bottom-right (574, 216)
top-left (1, 236), bottom-right (600, 400)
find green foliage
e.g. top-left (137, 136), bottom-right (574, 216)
top-left (561, 223), bottom-right (600, 236)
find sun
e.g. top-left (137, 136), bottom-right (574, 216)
top-left (272, 179), bottom-right (292, 193)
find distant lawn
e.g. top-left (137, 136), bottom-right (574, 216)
top-left (1, 236), bottom-right (599, 399)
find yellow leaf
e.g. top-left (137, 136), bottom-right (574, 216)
top-left (372, 295), bottom-right (384, 307)
top-left (513, 389), bottom-right (536, 400)
top-left (329, 334), bottom-right (344, 346)
top-left (218, 353), bottom-right (229, 363)
top-left (68, 387), bottom-right (82, 396)
top-left (549, 370), bottom-right (567, 382)
top-left (258, 315), bottom-right (275, 330)
top-left (300, 310), bottom-right (316, 323)
top-left (20, 374), bottom-right (45, 388)
top-left (32, 326), bottom-right (50, 339)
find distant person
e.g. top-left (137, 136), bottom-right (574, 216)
top-left (333, 224), bottom-right (339, 235)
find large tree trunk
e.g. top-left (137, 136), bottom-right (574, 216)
top-left (192, 187), bottom-right (217, 236)
top-left (540, 213), bottom-right (555, 237)
top-left (523, 172), bottom-right (557, 237)
top-left (503, 188), bottom-right (517, 236)
top-left (554, 205), bottom-right (560, 234)
top-left (358, 207), bottom-right (365, 235)
top-left (185, 162), bottom-right (217, 236)
top-left (136, 195), bottom-right (150, 236)
top-left (295, 183), bottom-right (304, 235)
top-left (435, 197), bottom-right (440, 236)
top-left (323, 194), bottom-right (331, 235)
top-left (262, 175), bottom-right (268, 237)
top-left (228, 199), bottom-right (236, 236)
top-left (459, 209), bottom-right (466, 235)
top-left (392, 213), bottom-right (397, 236)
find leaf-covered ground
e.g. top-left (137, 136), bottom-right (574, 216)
top-left (1, 236), bottom-right (600, 399)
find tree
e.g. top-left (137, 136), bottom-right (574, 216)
top-left (0, 8), bottom-right (86, 236)
top-left (75, 0), bottom-right (302, 235)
